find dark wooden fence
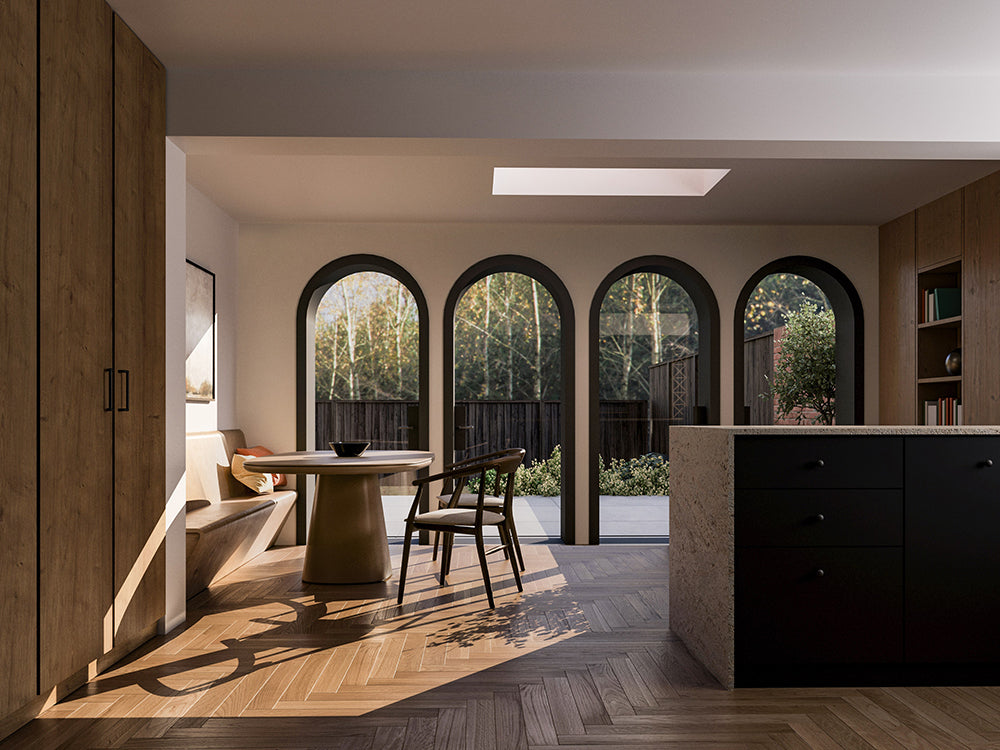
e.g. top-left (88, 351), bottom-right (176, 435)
top-left (315, 399), bottom-right (418, 451)
top-left (744, 332), bottom-right (774, 425)
top-left (456, 400), bottom-right (561, 467)
top-left (648, 354), bottom-right (698, 456)
top-left (317, 398), bottom-right (656, 466)
top-left (317, 354), bottom-right (701, 468)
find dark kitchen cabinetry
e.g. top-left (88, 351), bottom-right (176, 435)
top-left (906, 436), bottom-right (1000, 663)
top-left (735, 436), bottom-right (905, 677)
top-left (734, 434), bottom-right (1000, 686)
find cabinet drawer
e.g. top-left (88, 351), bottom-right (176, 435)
top-left (736, 490), bottom-right (903, 548)
top-left (736, 547), bottom-right (903, 665)
top-left (735, 436), bottom-right (903, 489)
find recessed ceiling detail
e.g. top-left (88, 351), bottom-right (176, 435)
top-left (492, 168), bottom-right (730, 197)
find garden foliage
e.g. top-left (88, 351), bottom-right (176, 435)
top-left (769, 302), bottom-right (836, 424)
top-left (465, 445), bottom-right (669, 497)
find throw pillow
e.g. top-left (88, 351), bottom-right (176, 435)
top-left (231, 453), bottom-right (274, 495)
top-left (235, 446), bottom-right (286, 487)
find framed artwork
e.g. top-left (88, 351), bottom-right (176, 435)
top-left (185, 260), bottom-right (215, 402)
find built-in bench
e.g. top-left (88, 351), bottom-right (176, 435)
top-left (185, 429), bottom-right (296, 598)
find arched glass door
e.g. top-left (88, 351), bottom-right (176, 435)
top-left (453, 271), bottom-right (563, 539)
top-left (742, 272), bottom-right (833, 425)
top-left (597, 272), bottom-right (697, 539)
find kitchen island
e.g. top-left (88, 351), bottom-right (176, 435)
top-left (669, 425), bottom-right (1000, 688)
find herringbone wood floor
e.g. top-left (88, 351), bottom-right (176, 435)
top-left (4, 543), bottom-right (1000, 749)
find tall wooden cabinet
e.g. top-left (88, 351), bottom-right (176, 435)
top-left (113, 15), bottom-right (167, 653)
top-left (877, 214), bottom-right (915, 424)
top-left (38, 0), bottom-right (116, 688)
top-left (0, 0), bottom-right (39, 720)
top-left (879, 172), bottom-right (1000, 425)
top-left (1, 0), bottom-right (165, 736)
top-left (963, 172), bottom-right (1000, 424)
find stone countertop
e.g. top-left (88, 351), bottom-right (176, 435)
top-left (672, 425), bottom-right (1000, 435)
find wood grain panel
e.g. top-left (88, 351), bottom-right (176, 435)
top-left (916, 189), bottom-right (963, 270)
top-left (963, 171), bottom-right (1000, 424)
top-left (878, 213), bottom-right (916, 424)
top-left (0, 0), bottom-right (38, 718)
top-left (38, 0), bottom-right (115, 688)
top-left (113, 14), bottom-right (166, 650)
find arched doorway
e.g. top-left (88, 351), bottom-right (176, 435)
top-left (589, 257), bottom-right (720, 545)
top-left (444, 256), bottom-right (576, 543)
top-left (742, 272), bottom-right (833, 424)
top-left (296, 255), bottom-right (429, 543)
top-left (734, 257), bottom-right (864, 425)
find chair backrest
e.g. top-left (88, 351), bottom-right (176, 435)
top-left (487, 449), bottom-right (525, 515)
top-left (445, 447), bottom-right (523, 496)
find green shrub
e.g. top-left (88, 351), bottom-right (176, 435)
top-left (598, 453), bottom-right (670, 496)
top-left (464, 444), bottom-right (669, 497)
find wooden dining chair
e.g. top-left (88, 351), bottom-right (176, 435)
top-left (397, 450), bottom-right (525, 609)
top-left (432, 447), bottom-right (527, 571)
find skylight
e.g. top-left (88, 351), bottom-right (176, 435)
top-left (492, 167), bottom-right (730, 197)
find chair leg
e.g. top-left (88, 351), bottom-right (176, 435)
top-left (502, 522), bottom-right (523, 592)
top-left (474, 529), bottom-right (495, 609)
top-left (397, 524), bottom-right (414, 605)
top-left (507, 517), bottom-right (525, 572)
top-left (439, 532), bottom-right (453, 585)
top-left (432, 530), bottom-right (440, 561)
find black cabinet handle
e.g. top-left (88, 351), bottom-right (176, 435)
top-left (104, 368), bottom-right (114, 412)
top-left (117, 369), bottom-right (130, 412)
top-left (814, 514), bottom-right (825, 522)
top-left (815, 569), bottom-right (825, 577)
top-left (811, 459), bottom-right (825, 468)
top-left (983, 459), bottom-right (994, 468)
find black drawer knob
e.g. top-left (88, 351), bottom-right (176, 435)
top-left (814, 459), bottom-right (825, 468)
top-left (984, 459), bottom-right (994, 468)
top-left (814, 513), bottom-right (825, 522)
top-left (815, 569), bottom-right (825, 577)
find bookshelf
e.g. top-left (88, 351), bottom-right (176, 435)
top-left (916, 258), bottom-right (961, 424)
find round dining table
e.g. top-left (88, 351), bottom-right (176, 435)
top-left (244, 449), bottom-right (434, 584)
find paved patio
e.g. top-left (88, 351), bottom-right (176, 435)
top-left (381, 495), bottom-right (668, 539)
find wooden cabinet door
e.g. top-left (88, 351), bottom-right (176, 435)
top-left (906, 436), bottom-right (1000, 662)
top-left (878, 213), bottom-right (916, 424)
top-left (963, 172), bottom-right (1000, 425)
top-left (0, 0), bottom-right (39, 717)
top-left (916, 189), bottom-right (963, 269)
top-left (38, 0), bottom-right (115, 687)
top-left (112, 15), bottom-right (166, 650)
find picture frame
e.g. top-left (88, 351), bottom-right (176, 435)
top-left (185, 260), bottom-right (216, 402)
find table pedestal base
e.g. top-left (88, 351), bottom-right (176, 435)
top-left (303, 473), bottom-right (392, 583)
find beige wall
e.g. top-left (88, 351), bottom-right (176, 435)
top-left (185, 185), bottom-right (240, 433)
top-left (235, 221), bottom-right (878, 542)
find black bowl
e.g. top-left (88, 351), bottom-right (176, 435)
top-left (330, 441), bottom-right (369, 457)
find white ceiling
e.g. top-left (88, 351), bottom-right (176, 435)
top-left (114, 1), bottom-right (1000, 225)
top-left (110, 1), bottom-right (1000, 74)
top-left (176, 137), bottom-right (1000, 225)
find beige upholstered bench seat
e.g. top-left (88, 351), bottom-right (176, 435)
top-left (185, 430), bottom-right (296, 598)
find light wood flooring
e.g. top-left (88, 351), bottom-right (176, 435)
top-left (4, 543), bottom-right (1000, 749)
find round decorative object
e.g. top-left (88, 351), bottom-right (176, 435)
top-left (945, 348), bottom-right (962, 376)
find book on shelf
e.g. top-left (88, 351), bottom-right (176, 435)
top-left (933, 287), bottom-right (960, 320)
top-left (924, 397), bottom-right (962, 425)
top-left (921, 287), bottom-right (960, 322)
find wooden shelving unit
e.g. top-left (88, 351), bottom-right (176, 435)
top-left (916, 258), bottom-right (961, 424)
